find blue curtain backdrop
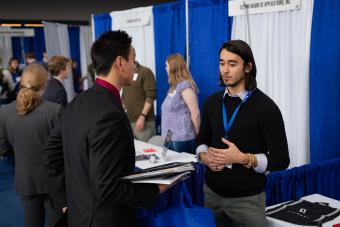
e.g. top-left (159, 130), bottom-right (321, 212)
top-left (153, 1), bottom-right (186, 116)
top-left (68, 26), bottom-right (81, 76)
top-left (310, 0), bottom-right (340, 163)
top-left (265, 158), bottom-right (340, 206)
top-left (93, 13), bottom-right (112, 40)
top-left (11, 27), bottom-right (46, 64)
top-left (189, 0), bottom-right (232, 108)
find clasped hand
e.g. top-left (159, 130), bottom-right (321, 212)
top-left (200, 138), bottom-right (244, 172)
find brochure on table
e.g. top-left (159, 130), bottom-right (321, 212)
top-left (134, 139), bottom-right (197, 170)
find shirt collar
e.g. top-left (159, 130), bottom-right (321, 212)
top-left (223, 87), bottom-right (248, 101)
top-left (95, 78), bottom-right (122, 106)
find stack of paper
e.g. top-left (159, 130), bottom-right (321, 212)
top-left (122, 162), bottom-right (195, 185)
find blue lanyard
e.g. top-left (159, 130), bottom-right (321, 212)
top-left (222, 90), bottom-right (253, 138)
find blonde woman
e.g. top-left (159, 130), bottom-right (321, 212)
top-left (161, 53), bottom-right (200, 154)
top-left (0, 64), bottom-right (63, 227)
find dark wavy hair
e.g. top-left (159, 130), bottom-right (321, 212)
top-left (219, 40), bottom-right (257, 91)
top-left (91, 30), bottom-right (132, 77)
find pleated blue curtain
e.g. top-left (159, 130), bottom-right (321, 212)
top-left (265, 158), bottom-right (340, 206)
top-left (11, 27), bottom-right (46, 63)
top-left (68, 26), bottom-right (81, 76)
top-left (310, 0), bottom-right (340, 163)
top-left (153, 1), bottom-right (186, 116)
top-left (93, 13), bottom-right (112, 40)
top-left (188, 0), bottom-right (232, 108)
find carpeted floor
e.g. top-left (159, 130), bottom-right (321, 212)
top-left (0, 157), bottom-right (23, 227)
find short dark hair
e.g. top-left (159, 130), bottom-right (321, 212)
top-left (219, 40), bottom-right (257, 90)
top-left (25, 52), bottom-right (35, 59)
top-left (91, 30), bottom-right (132, 76)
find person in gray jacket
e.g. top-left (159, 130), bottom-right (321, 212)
top-left (0, 64), bottom-right (63, 227)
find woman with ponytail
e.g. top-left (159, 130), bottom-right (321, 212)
top-left (0, 64), bottom-right (63, 227)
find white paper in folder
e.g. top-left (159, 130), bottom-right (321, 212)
top-left (134, 139), bottom-right (197, 170)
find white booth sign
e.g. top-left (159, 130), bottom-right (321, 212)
top-left (0, 28), bottom-right (35, 37)
top-left (228, 0), bottom-right (301, 16)
top-left (112, 11), bottom-right (151, 29)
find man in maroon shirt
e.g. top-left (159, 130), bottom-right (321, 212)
top-left (43, 30), bottom-right (170, 227)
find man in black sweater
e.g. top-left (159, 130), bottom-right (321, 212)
top-left (196, 40), bottom-right (290, 227)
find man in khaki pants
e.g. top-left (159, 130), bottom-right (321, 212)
top-left (196, 40), bottom-right (290, 227)
top-left (122, 60), bottom-right (156, 142)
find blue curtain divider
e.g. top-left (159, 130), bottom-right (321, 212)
top-left (93, 13), bottom-right (112, 40)
top-left (188, 0), bottom-right (232, 109)
top-left (309, 0), bottom-right (340, 163)
top-left (68, 26), bottom-right (81, 76)
top-left (11, 27), bottom-right (46, 64)
top-left (153, 1), bottom-right (187, 117)
top-left (265, 158), bottom-right (340, 206)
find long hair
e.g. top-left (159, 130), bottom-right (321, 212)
top-left (16, 64), bottom-right (48, 116)
top-left (8, 57), bottom-right (19, 73)
top-left (166, 53), bottom-right (198, 92)
top-left (219, 40), bottom-right (257, 90)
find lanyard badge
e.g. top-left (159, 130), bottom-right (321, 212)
top-left (222, 90), bottom-right (253, 139)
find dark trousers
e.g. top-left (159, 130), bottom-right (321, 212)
top-left (21, 194), bottom-right (63, 227)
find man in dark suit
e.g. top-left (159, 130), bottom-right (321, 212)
top-left (43, 30), bottom-right (169, 227)
top-left (43, 56), bottom-right (70, 107)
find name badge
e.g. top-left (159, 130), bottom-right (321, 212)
top-left (133, 73), bottom-right (138, 81)
top-left (168, 90), bottom-right (176, 97)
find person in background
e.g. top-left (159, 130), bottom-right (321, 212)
top-left (39, 51), bottom-right (49, 70)
top-left (71, 59), bottom-right (87, 93)
top-left (43, 56), bottom-right (71, 107)
top-left (0, 64), bottom-right (63, 227)
top-left (0, 63), bottom-right (15, 105)
top-left (6, 57), bottom-right (21, 83)
top-left (122, 60), bottom-right (157, 142)
top-left (25, 52), bottom-right (37, 65)
top-left (0, 71), bottom-right (11, 106)
top-left (161, 53), bottom-right (200, 154)
top-left (196, 40), bottom-right (290, 227)
top-left (72, 59), bottom-right (82, 93)
top-left (43, 30), bottom-right (170, 227)
top-left (1, 57), bottom-right (22, 102)
top-left (87, 63), bottom-right (96, 82)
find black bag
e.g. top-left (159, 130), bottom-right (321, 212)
top-left (267, 199), bottom-right (340, 226)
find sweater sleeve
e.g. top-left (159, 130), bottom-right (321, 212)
top-left (141, 68), bottom-right (156, 104)
top-left (262, 104), bottom-right (290, 171)
top-left (42, 109), bottom-right (67, 208)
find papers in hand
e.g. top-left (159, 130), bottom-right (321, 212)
top-left (130, 171), bottom-right (191, 185)
top-left (122, 162), bottom-right (195, 185)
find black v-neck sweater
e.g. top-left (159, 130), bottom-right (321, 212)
top-left (197, 88), bottom-right (289, 198)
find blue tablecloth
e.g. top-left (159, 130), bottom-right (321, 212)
top-left (136, 163), bottom-right (205, 222)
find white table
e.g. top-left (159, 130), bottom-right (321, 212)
top-left (266, 194), bottom-right (340, 227)
top-left (134, 139), bottom-right (197, 169)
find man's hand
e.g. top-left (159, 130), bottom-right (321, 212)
top-left (208, 138), bottom-right (248, 165)
top-left (199, 152), bottom-right (225, 171)
top-left (135, 116), bottom-right (145, 131)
